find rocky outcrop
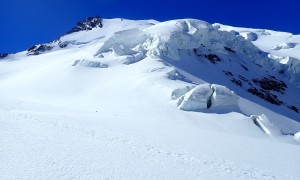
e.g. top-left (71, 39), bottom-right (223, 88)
top-left (0, 53), bottom-right (9, 59)
top-left (247, 88), bottom-right (283, 105)
top-left (66, 16), bottom-right (103, 34)
top-left (27, 44), bottom-right (53, 56)
top-left (252, 76), bottom-right (287, 94)
top-left (58, 41), bottom-right (68, 48)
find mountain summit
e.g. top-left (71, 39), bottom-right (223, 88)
top-left (1, 17), bottom-right (300, 179)
top-left (66, 16), bottom-right (103, 34)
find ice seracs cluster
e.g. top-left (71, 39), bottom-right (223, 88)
top-left (173, 84), bottom-right (238, 111)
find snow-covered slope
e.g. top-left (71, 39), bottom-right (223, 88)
top-left (215, 23), bottom-right (300, 89)
top-left (214, 23), bottom-right (300, 59)
top-left (1, 17), bottom-right (300, 179)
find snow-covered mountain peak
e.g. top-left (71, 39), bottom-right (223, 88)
top-left (1, 16), bottom-right (300, 179)
top-left (66, 16), bottom-right (103, 34)
top-left (3, 17), bottom-right (300, 118)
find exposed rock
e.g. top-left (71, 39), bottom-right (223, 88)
top-left (231, 78), bottom-right (243, 87)
top-left (247, 88), bottom-right (283, 105)
top-left (224, 46), bottom-right (235, 53)
top-left (66, 16), bottom-right (103, 34)
top-left (223, 71), bottom-right (233, 77)
top-left (204, 54), bottom-right (221, 64)
top-left (0, 53), bottom-right (9, 59)
top-left (255, 63), bottom-right (262, 68)
top-left (27, 44), bottom-right (53, 56)
top-left (58, 41), bottom-right (68, 48)
top-left (240, 64), bottom-right (249, 71)
top-left (252, 76), bottom-right (287, 94)
top-left (238, 75), bottom-right (249, 82)
top-left (193, 48), bottom-right (222, 64)
top-left (287, 105), bottom-right (299, 113)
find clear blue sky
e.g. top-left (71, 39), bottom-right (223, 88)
top-left (0, 0), bottom-right (299, 53)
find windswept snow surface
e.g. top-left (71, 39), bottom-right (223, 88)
top-left (1, 18), bottom-right (300, 179)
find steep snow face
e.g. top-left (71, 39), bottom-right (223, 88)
top-left (215, 23), bottom-right (300, 88)
top-left (134, 19), bottom-right (300, 117)
top-left (1, 17), bottom-right (300, 179)
top-left (214, 23), bottom-right (300, 58)
top-left (146, 20), bottom-right (300, 93)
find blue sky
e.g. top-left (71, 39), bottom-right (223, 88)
top-left (0, 0), bottom-right (299, 53)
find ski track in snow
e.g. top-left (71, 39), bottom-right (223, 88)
top-left (1, 103), bottom-right (298, 180)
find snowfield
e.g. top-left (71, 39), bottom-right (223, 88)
top-left (1, 17), bottom-right (300, 179)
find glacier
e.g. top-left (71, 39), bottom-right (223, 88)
top-left (1, 17), bottom-right (300, 179)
